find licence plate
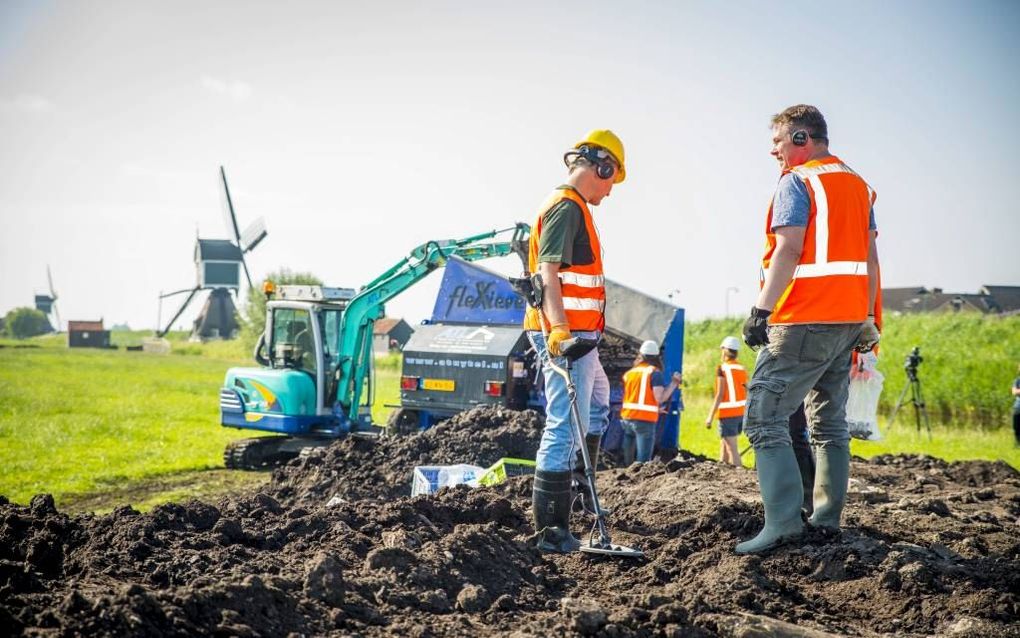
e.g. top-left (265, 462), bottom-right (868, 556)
top-left (423, 378), bottom-right (455, 392)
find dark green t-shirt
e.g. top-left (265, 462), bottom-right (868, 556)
top-left (536, 186), bottom-right (595, 267)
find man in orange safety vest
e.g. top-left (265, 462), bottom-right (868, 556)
top-left (737, 105), bottom-right (882, 554)
top-left (524, 129), bottom-right (625, 553)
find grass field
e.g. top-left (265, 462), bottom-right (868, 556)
top-left (0, 331), bottom-right (399, 511)
top-left (0, 332), bottom-right (267, 509)
top-left (1, 314), bottom-right (1016, 513)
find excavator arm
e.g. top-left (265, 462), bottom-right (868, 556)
top-left (335, 223), bottom-right (530, 424)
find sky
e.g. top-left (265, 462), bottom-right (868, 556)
top-left (1, 0), bottom-right (1018, 332)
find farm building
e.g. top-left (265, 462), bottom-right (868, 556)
top-left (67, 320), bottom-right (111, 349)
top-left (883, 285), bottom-right (1020, 315)
top-left (372, 317), bottom-right (413, 354)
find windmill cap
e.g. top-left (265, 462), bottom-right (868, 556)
top-left (639, 340), bottom-right (660, 356)
top-left (720, 336), bottom-right (741, 351)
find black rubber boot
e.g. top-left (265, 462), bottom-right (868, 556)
top-left (532, 470), bottom-right (580, 553)
top-left (572, 433), bottom-right (602, 475)
top-left (573, 434), bottom-right (604, 515)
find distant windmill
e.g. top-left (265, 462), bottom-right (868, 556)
top-left (34, 266), bottom-right (62, 332)
top-left (157, 166), bottom-right (268, 340)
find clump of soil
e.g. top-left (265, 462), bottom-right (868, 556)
top-left (3, 406), bottom-right (1019, 637)
top-left (268, 405), bottom-right (546, 506)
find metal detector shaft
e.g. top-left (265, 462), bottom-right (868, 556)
top-left (564, 359), bottom-right (613, 545)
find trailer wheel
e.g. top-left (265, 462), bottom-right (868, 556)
top-left (386, 408), bottom-right (421, 437)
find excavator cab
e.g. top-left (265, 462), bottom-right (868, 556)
top-left (271, 311), bottom-right (317, 376)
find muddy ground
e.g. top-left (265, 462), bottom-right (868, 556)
top-left (2, 406), bottom-right (1019, 637)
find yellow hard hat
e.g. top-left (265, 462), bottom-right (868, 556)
top-left (574, 129), bottom-right (626, 183)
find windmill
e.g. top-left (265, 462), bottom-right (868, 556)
top-left (157, 166), bottom-right (268, 340)
top-left (34, 266), bottom-right (62, 333)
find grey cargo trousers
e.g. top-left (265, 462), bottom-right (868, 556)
top-left (744, 323), bottom-right (863, 450)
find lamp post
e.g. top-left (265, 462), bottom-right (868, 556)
top-left (725, 286), bottom-right (739, 317)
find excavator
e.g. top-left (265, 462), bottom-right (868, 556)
top-left (220, 224), bottom-right (529, 469)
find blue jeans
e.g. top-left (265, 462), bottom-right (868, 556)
top-left (744, 324), bottom-right (862, 451)
top-left (528, 331), bottom-right (610, 472)
top-left (621, 419), bottom-right (655, 464)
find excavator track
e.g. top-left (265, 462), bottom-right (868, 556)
top-left (223, 437), bottom-right (300, 471)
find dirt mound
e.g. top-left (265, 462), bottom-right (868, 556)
top-left (268, 405), bottom-right (546, 506)
top-left (3, 428), bottom-right (1019, 636)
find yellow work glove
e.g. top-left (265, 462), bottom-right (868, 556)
top-left (547, 323), bottom-right (571, 357)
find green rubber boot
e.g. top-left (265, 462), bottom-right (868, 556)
top-left (808, 445), bottom-right (850, 531)
top-left (735, 446), bottom-right (805, 554)
top-left (532, 470), bottom-right (580, 553)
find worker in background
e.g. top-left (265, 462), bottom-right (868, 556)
top-left (704, 336), bottom-right (746, 467)
top-left (621, 340), bottom-right (683, 464)
top-left (737, 104), bottom-right (881, 554)
top-left (524, 130), bottom-right (625, 553)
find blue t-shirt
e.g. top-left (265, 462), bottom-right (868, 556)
top-left (650, 370), bottom-right (664, 388)
top-left (772, 173), bottom-right (877, 230)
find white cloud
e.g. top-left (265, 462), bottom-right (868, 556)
top-left (0, 94), bottom-right (56, 113)
top-left (200, 75), bottom-right (252, 102)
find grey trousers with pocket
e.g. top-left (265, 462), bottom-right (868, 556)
top-left (744, 323), bottom-right (862, 451)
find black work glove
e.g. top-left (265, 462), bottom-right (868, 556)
top-left (742, 306), bottom-right (772, 349)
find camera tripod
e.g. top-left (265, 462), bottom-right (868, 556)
top-left (888, 367), bottom-right (932, 440)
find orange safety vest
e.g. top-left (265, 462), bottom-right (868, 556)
top-left (621, 362), bottom-right (661, 423)
top-left (523, 187), bottom-right (606, 333)
top-left (715, 360), bottom-right (747, 419)
top-left (761, 156), bottom-right (875, 325)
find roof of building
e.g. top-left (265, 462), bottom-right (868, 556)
top-left (981, 285), bottom-right (1020, 313)
top-left (195, 239), bottom-right (242, 262)
top-left (68, 320), bottom-right (104, 331)
top-left (373, 317), bottom-right (409, 335)
top-left (883, 286), bottom-right (1016, 314)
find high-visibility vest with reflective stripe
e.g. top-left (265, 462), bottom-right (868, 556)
top-left (715, 361), bottom-right (747, 419)
top-left (621, 363), bottom-right (660, 423)
top-left (760, 156), bottom-right (875, 325)
top-left (523, 187), bottom-right (606, 332)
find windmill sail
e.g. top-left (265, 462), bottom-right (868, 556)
top-left (240, 217), bottom-right (267, 253)
top-left (47, 265), bottom-right (61, 331)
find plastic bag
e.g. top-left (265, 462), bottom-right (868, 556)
top-left (847, 352), bottom-right (884, 441)
top-left (411, 464), bottom-right (485, 496)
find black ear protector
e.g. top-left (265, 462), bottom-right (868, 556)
top-left (564, 145), bottom-right (617, 180)
top-left (791, 129), bottom-right (828, 146)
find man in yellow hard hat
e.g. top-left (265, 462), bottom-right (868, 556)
top-left (523, 129), bottom-right (625, 553)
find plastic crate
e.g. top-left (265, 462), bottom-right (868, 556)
top-left (411, 464), bottom-right (485, 497)
top-left (477, 457), bottom-right (537, 487)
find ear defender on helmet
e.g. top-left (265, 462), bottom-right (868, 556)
top-left (574, 144), bottom-right (616, 180)
top-left (791, 129), bottom-right (809, 146)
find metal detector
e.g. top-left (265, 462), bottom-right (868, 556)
top-left (511, 273), bottom-right (643, 558)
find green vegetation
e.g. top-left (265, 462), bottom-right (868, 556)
top-left (3, 307), bottom-right (51, 339)
top-left (678, 313), bottom-right (1020, 467)
top-left (2, 313), bottom-right (1015, 513)
top-left (0, 331), bottom-right (259, 509)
